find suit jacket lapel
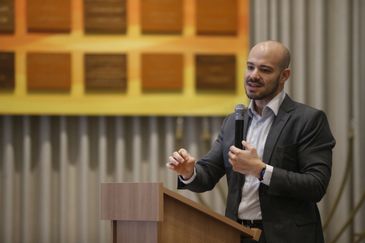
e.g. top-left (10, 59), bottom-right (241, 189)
top-left (262, 95), bottom-right (295, 164)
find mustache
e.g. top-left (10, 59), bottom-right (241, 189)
top-left (245, 77), bottom-right (264, 85)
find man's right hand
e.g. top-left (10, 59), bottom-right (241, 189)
top-left (166, 148), bottom-right (196, 180)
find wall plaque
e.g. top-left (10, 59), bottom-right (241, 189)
top-left (0, 0), bottom-right (14, 33)
top-left (0, 52), bottom-right (15, 89)
top-left (196, 55), bottom-right (236, 91)
top-left (141, 0), bottom-right (183, 34)
top-left (196, 0), bottom-right (238, 35)
top-left (142, 54), bottom-right (183, 91)
top-left (27, 0), bottom-right (71, 32)
top-left (27, 53), bottom-right (71, 91)
top-left (84, 0), bottom-right (126, 34)
top-left (85, 54), bottom-right (127, 91)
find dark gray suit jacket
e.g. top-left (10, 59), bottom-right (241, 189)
top-left (178, 95), bottom-right (336, 243)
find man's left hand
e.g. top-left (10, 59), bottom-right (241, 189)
top-left (228, 140), bottom-right (266, 178)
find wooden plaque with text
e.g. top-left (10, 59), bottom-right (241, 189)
top-left (27, 0), bottom-right (71, 32)
top-left (0, 52), bottom-right (15, 89)
top-left (84, 0), bottom-right (127, 34)
top-left (27, 53), bottom-right (71, 91)
top-left (142, 54), bottom-right (183, 91)
top-left (196, 55), bottom-right (236, 91)
top-left (0, 0), bottom-right (14, 33)
top-left (85, 54), bottom-right (127, 91)
top-left (141, 0), bottom-right (183, 34)
top-left (196, 0), bottom-right (238, 35)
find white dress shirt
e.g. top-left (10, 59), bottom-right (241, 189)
top-left (238, 90), bottom-right (285, 220)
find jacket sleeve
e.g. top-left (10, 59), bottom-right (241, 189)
top-left (177, 116), bottom-right (231, 192)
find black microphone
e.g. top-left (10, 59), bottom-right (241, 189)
top-left (235, 104), bottom-right (245, 149)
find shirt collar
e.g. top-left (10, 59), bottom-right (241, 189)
top-left (248, 90), bottom-right (286, 117)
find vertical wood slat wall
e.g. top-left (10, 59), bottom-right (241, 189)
top-left (0, 116), bottom-right (227, 243)
top-left (1, 0), bottom-right (365, 243)
top-left (353, 0), bottom-right (365, 238)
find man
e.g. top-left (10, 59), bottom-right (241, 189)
top-left (166, 41), bottom-right (335, 243)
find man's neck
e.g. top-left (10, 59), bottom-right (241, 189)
top-left (251, 90), bottom-right (285, 116)
top-left (252, 100), bottom-right (267, 116)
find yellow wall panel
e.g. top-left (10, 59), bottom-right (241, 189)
top-left (0, 0), bottom-right (249, 115)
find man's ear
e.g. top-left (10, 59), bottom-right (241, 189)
top-left (280, 68), bottom-right (291, 83)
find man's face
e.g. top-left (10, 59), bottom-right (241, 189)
top-left (244, 47), bottom-right (287, 102)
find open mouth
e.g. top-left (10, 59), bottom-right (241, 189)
top-left (246, 80), bottom-right (264, 88)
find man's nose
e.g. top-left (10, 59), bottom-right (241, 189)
top-left (249, 69), bottom-right (260, 79)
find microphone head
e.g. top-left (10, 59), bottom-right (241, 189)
top-left (235, 104), bottom-right (245, 120)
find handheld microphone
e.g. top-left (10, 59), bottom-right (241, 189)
top-left (234, 104), bottom-right (245, 149)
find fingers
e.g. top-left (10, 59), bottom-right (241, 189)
top-left (178, 148), bottom-right (191, 160)
top-left (166, 161), bottom-right (175, 169)
top-left (229, 145), bottom-right (241, 155)
top-left (242, 140), bottom-right (251, 150)
top-left (173, 151), bottom-right (185, 163)
top-left (229, 141), bottom-right (252, 154)
top-left (228, 149), bottom-right (237, 172)
top-left (228, 145), bottom-right (241, 167)
top-left (166, 162), bottom-right (177, 170)
top-left (166, 148), bottom-right (190, 168)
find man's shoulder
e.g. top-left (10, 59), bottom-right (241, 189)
top-left (223, 112), bottom-right (236, 126)
top-left (284, 96), bottom-right (327, 121)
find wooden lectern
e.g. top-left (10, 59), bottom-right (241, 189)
top-left (100, 183), bottom-right (261, 243)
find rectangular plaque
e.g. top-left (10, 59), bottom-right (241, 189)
top-left (142, 54), bottom-right (183, 91)
top-left (27, 0), bottom-right (71, 32)
top-left (196, 55), bottom-right (236, 91)
top-left (27, 53), bottom-right (71, 91)
top-left (0, 52), bottom-right (15, 90)
top-left (0, 0), bottom-right (15, 33)
top-left (84, 0), bottom-right (126, 34)
top-left (141, 0), bottom-right (183, 34)
top-left (196, 0), bottom-right (238, 35)
top-left (85, 54), bottom-right (127, 91)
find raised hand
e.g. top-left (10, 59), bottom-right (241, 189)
top-left (228, 140), bottom-right (266, 178)
top-left (166, 148), bottom-right (196, 180)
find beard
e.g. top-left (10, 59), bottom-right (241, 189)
top-left (244, 76), bottom-right (281, 101)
